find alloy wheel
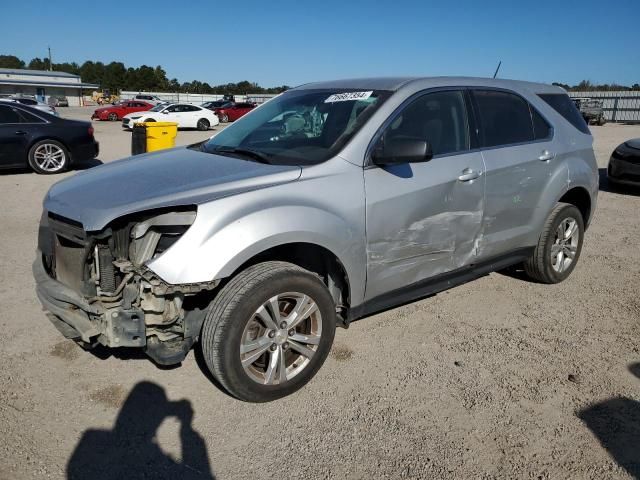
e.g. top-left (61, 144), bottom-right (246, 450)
top-left (33, 143), bottom-right (66, 172)
top-left (240, 292), bottom-right (322, 385)
top-left (551, 217), bottom-right (580, 273)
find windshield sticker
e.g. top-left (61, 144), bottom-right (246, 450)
top-left (325, 91), bottom-right (373, 103)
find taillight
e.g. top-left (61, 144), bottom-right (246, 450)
top-left (88, 126), bottom-right (94, 136)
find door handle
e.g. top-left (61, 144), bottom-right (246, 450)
top-left (15, 130), bottom-right (27, 135)
top-left (538, 150), bottom-right (554, 162)
top-left (458, 168), bottom-right (480, 182)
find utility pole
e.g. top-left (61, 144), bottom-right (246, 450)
top-left (48, 46), bottom-right (52, 71)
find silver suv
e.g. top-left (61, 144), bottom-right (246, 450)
top-left (34, 77), bottom-right (598, 402)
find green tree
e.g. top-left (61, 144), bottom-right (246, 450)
top-left (28, 57), bottom-right (50, 70)
top-left (0, 55), bottom-right (25, 68)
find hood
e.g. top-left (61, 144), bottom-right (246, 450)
top-left (45, 146), bottom-right (302, 231)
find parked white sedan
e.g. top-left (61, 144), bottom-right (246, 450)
top-left (122, 103), bottom-right (220, 130)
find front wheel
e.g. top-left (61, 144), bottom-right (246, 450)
top-left (108, 112), bottom-right (118, 121)
top-left (219, 113), bottom-right (229, 123)
top-left (200, 261), bottom-right (336, 402)
top-left (524, 203), bottom-right (584, 284)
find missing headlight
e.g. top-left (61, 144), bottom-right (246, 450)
top-left (130, 211), bottom-right (196, 265)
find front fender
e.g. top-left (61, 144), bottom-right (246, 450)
top-left (147, 159), bottom-right (367, 304)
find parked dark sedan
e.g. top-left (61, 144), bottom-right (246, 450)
top-left (608, 138), bottom-right (640, 187)
top-left (0, 103), bottom-right (98, 174)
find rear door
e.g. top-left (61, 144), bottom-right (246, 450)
top-left (364, 89), bottom-right (486, 300)
top-left (0, 105), bottom-right (31, 167)
top-left (471, 89), bottom-right (557, 259)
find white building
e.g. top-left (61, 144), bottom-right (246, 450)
top-left (0, 68), bottom-right (98, 106)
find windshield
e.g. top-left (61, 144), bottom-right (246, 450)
top-left (149, 104), bottom-right (167, 112)
top-left (202, 89), bottom-right (391, 165)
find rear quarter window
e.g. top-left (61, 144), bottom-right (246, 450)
top-left (538, 93), bottom-right (590, 135)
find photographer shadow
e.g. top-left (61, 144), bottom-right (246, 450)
top-left (577, 363), bottom-right (640, 478)
top-left (67, 381), bottom-right (214, 479)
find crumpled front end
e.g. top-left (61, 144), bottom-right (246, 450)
top-left (34, 208), bottom-right (218, 365)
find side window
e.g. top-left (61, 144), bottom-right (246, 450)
top-left (531, 106), bottom-right (552, 140)
top-left (0, 105), bottom-right (22, 123)
top-left (166, 105), bottom-right (179, 112)
top-left (538, 93), bottom-right (590, 135)
top-left (17, 109), bottom-right (44, 123)
top-left (473, 90), bottom-right (534, 147)
top-left (384, 90), bottom-right (470, 156)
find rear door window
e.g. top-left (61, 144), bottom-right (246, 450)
top-left (473, 90), bottom-right (534, 148)
top-left (0, 105), bottom-right (22, 123)
top-left (17, 109), bottom-right (44, 123)
top-left (538, 93), bottom-right (590, 135)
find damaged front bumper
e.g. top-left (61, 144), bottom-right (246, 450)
top-left (33, 251), bottom-right (215, 365)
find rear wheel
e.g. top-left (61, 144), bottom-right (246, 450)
top-left (219, 113), bottom-right (229, 123)
top-left (197, 118), bottom-right (210, 131)
top-left (28, 140), bottom-right (69, 174)
top-left (108, 112), bottom-right (118, 121)
top-left (200, 261), bottom-right (336, 402)
top-left (524, 203), bottom-right (584, 284)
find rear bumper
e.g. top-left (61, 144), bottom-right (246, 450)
top-left (70, 141), bottom-right (99, 164)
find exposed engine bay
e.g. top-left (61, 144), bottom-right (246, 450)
top-left (37, 208), bottom-right (218, 365)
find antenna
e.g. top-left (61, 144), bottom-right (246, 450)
top-left (493, 61), bottom-right (502, 79)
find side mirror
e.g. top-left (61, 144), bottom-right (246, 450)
top-left (162, 110), bottom-right (169, 114)
top-left (372, 137), bottom-right (433, 165)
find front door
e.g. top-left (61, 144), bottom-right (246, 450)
top-left (364, 90), bottom-right (485, 300)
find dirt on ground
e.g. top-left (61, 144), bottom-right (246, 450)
top-left (0, 109), bottom-right (639, 479)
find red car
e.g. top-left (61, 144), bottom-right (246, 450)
top-left (91, 101), bottom-right (154, 121)
top-left (214, 102), bottom-right (256, 122)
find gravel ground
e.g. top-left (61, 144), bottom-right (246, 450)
top-left (1, 108), bottom-right (639, 479)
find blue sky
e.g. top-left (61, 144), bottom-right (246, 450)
top-left (3, 0), bottom-right (639, 87)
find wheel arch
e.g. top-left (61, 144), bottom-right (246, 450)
top-left (558, 186), bottom-right (592, 227)
top-left (231, 241), bottom-right (352, 315)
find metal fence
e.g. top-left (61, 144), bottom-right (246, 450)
top-left (117, 91), bottom-right (278, 105)
top-left (568, 91), bottom-right (640, 123)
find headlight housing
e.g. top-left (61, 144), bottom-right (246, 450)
top-left (130, 210), bottom-right (196, 265)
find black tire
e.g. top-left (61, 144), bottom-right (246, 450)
top-left (524, 203), bottom-right (584, 284)
top-left (197, 118), bottom-right (210, 131)
top-left (28, 139), bottom-right (70, 174)
top-left (219, 113), bottom-right (229, 123)
top-left (108, 112), bottom-right (118, 121)
top-left (201, 261), bottom-right (336, 402)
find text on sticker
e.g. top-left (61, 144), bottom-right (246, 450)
top-left (325, 91), bottom-right (373, 103)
